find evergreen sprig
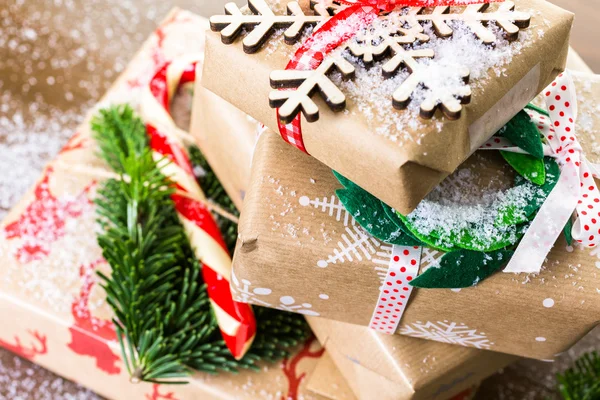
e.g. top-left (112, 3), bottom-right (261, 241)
top-left (92, 105), bottom-right (309, 384)
top-left (558, 351), bottom-right (600, 400)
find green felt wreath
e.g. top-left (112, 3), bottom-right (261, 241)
top-left (332, 105), bottom-right (566, 289)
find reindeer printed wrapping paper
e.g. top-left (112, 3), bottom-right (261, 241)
top-left (0, 10), bottom-right (336, 400)
top-left (202, 0), bottom-right (573, 215)
top-left (232, 71), bottom-right (600, 359)
top-left (191, 77), bottom-right (518, 400)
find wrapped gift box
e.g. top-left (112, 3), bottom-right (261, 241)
top-left (191, 79), bottom-right (518, 400)
top-left (0, 10), bottom-right (341, 400)
top-left (229, 69), bottom-right (600, 359)
top-left (202, 0), bottom-right (573, 215)
top-left (307, 318), bottom-right (514, 400)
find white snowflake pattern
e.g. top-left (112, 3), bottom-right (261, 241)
top-left (276, 296), bottom-right (320, 316)
top-left (400, 320), bottom-right (494, 349)
top-left (231, 270), bottom-right (321, 315)
top-left (231, 270), bottom-right (274, 307)
top-left (299, 194), bottom-right (392, 283)
top-left (299, 193), bottom-right (442, 283)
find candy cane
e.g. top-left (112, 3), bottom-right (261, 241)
top-left (140, 55), bottom-right (256, 359)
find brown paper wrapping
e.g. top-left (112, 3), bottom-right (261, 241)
top-left (307, 318), bottom-right (514, 400)
top-left (191, 84), bottom-right (260, 208)
top-left (307, 352), bottom-right (359, 400)
top-left (231, 71), bottom-right (600, 360)
top-left (202, 0), bottom-right (573, 215)
top-left (0, 10), bottom-right (332, 400)
top-left (191, 76), bottom-right (518, 400)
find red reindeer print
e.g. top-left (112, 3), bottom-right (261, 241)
top-left (59, 132), bottom-right (88, 154)
top-left (281, 337), bottom-right (325, 400)
top-left (0, 330), bottom-right (48, 360)
top-left (3, 167), bottom-right (95, 263)
top-left (67, 259), bottom-right (120, 375)
top-left (145, 384), bottom-right (179, 400)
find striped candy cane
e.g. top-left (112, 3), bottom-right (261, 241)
top-left (140, 55), bottom-right (256, 359)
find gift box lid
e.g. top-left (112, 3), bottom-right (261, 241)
top-left (202, 0), bottom-right (573, 215)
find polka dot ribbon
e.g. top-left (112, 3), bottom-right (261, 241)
top-left (140, 55), bottom-right (257, 359)
top-left (480, 72), bottom-right (600, 274)
top-left (369, 246), bottom-right (422, 334)
top-left (276, 0), bottom-right (497, 154)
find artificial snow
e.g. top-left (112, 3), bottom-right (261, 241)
top-left (405, 155), bottom-right (545, 251)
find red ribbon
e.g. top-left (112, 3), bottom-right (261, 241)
top-left (276, 0), bottom-right (500, 154)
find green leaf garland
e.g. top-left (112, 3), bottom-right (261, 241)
top-left (331, 106), bottom-right (562, 289)
top-left (410, 249), bottom-right (514, 289)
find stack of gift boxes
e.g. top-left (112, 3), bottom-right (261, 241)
top-left (1, 0), bottom-right (599, 399)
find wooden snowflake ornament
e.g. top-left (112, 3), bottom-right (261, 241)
top-left (270, 55), bottom-right (355, 123)
top-left (210, 0), bottom-right (328, 53)
top-left (211, 0), bottom-right (531, 121)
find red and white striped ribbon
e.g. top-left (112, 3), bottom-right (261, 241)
top-left (480, 72), bottom-right (600, 274)
top-left (140, 56), bottom-right (257, 359)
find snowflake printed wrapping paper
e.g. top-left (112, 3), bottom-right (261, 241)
top-left (191, 77), bottom-right (516, 400)
top-left (202, 0), bottom-right (573, 216)
top-left (232, 72), bottom-right (600, 359)
top-left (0, 10), bottom-right (335, 400)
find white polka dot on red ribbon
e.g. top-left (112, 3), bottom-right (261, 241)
top-left (369, 245), bottom-right (421, 334)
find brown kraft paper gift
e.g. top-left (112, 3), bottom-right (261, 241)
top-left (231, 71), bottom-right (600, 360)
top-left (0, 10), bottom-right (336, 400)
top-left (191, 77), bottom-right (517, 400)
top-left (202, 0), bottom-right (573, 215)
top-left (307, 318), bottom-right (514, 400)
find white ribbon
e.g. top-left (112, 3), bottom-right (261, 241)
top-left (480, 72), bottom-right (600, 274)
top-left (369, 245), bottom-right (421, 334)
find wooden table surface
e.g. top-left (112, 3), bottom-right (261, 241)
top-left (0, 1), bottom-right (598, 399)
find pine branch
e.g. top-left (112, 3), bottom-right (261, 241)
top-left (558, 351), bottom-right (600, 400)
top-left (92, 105), bottom-right (309, 384)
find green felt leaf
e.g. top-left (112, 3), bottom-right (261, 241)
top-left (499, 110), bottom-right (544, 159)
top-left (564, 216), bottom-right (574, 246)
top-left (501, 151), bottom-right (546, 185)
top-left (395, 212), bottom-right (454, 252)
top-left (410, 249), bottom-right (514, 289)
top-left (380, 201), bottom-right (424, 246)
top-left (333, 171), bottom-right (423, 246)
top-left (496, 157), bottom-right (560, 227)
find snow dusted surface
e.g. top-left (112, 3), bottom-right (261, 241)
top-left (405, 153), bottom-right (543, 251)
top-left (330, 6), bottom-right (538, 144)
